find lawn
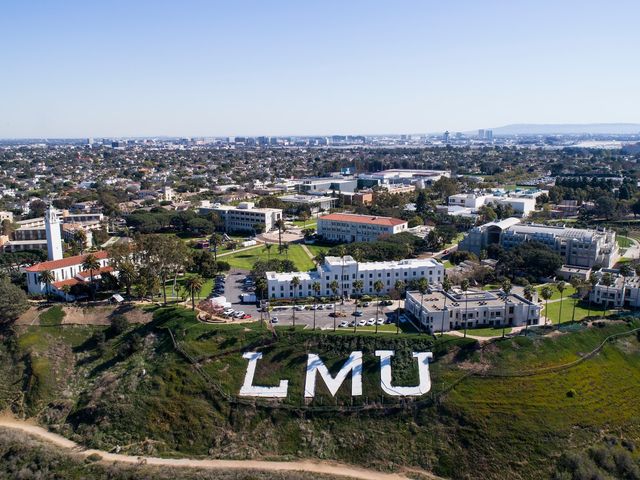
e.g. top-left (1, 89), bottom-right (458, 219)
top-left (304, 244), bottom-right (332, 257)
top-left (291, 219), bottom-right (317, 229)
top-left (468, 326), bottom-right (512, 337)
top-left (541, 297), bottom-right (607, 324)
top-left (224, 244), bottom-right (315, 271)
top-left (442, 260), bottom-right (454, 269)
top-left (617, 236), bottom-right (634, 248)
top-left (39, 306), bottom-right (65, 326)
top-left (163, 274), bottom-right (214, 300)
top-left (536, 283), bottom-right (577, 301)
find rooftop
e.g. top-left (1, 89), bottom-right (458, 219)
top-left (319, 213), bottom-right (407, 227)
top-left (407, 289), bottom-right (534, 311)
top-left (26, 251), bottom-right (108, 272)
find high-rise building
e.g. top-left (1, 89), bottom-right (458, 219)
top-left (443, 131), bottom-right (450, 143)
top-left (485, 130), bottom-right (493, 141)
top-left (478, 129), bottom-right (485, 139)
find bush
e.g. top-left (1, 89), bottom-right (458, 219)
top-left (109, 314), bottom-right (129, 335)
top-left (566, 389), bottom-right (577, 398)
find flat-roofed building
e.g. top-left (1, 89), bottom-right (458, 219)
top-left (279, 194), bottom-right (336, 213)
top-left (589, 269), bottom-right (640, 309)
top-left (459, 218), bottom-right (618, 268)
top-left (318, 213), bottom-right (408, 243)
top-left (405, 288), bottom-right (540, 333)
top-left (267, 256), bottom-right (444, 299)
top-left (207, 201), bottom-right (282, 233)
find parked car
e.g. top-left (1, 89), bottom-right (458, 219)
top-left (316, 304), bottom-right (324, 310)
top-left (241, 314), bottom-right (252, 319)
top-left (362, 302), bottom-right (371, 307)
top-left (338, 321), bottom-right (349, 328)
top-left (357, 319), bottom-right (367, 327)
top-left (376, 318), bottom-right (385, 325)
top-left (352, 310), bottom-right (363, 317)
top-left (270, 316), bottom-right (279, 324)
top-left (294, 305), bottom-right (305, 311)
top-left (367, 318), bottom-right (376, 326)
top-left (380, 300), bottom-right (393, 306)
top-left (234, 311), bottom-right (245, 318)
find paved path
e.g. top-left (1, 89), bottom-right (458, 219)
top-left (0, 417), bottom-right (421, 480)
top-left (300, 244), bottom-right (315, 261)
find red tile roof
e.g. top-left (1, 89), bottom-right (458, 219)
top-left (319, 213), bottom-right (407, 227)
top-left (76, 265), bottom-right (114, 278)
top-left (52, 278), bottom-right (81, 289)
top-left (26, 251), bottom-right (108, 273)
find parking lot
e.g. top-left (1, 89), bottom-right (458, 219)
top-left (219, 269), bottom-right (406, 329)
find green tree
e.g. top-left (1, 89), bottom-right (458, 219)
top-left (312, 281), bottom-right (321, 330)
top-left (540, 286), bottom-right (553, 325)
top-left (523, 284), bottom-right (535, 334)
top-left (264, 243), bottom-right (273, 260)
top-left (291, 276), bottom-right (300, 328)
top-left (556, 281), bottom-right (567, 327)
top-left (183, 275), bottom-right (204, 310)
top-left (501, 279), bottom-right (512, 338)
top-left (373, 280), bottom-right (384, 334)
top-left (394, 279), bottom-right (405, 335)
top-left (82, 253), bottom-right (101, 300)
top-left (210, 233), bottom-right (224, 262)
top-left (460, 279), bottom-right (470, 338)
top-left (329, 280), bottom-right (340, 332)
top-left (118, 262), bottom-right (137, 297)
top-left (39, 270), bottom-right (54, 299)
top-left (352, 279), bottom-right (364, 332)
top-left (0, 278), bottom-right (29, 325)
top-left (441, 276), bottom-right (452, 336)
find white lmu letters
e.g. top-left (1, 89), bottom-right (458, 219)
top-left (239, 350), bottom-right (433, 398)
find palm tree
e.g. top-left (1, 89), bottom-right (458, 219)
top-left (523, 284), bottom-right (535, 335)
top-left (119, 262), bottom-right (136, 297)
top-left (60, 284), bottom-right (71, 301)
top-left (184, 275), bottom-right (204, 310)
top-left (312, 281), bottom-right (321, 330)
top-left (601, 273), bottom-right (613, 318)
top-left (352, 280), bottom-right (364, 332)
top-left (569, 276), bottom-right (582, 324)
top-left (501, 279), bottom-right (512, 338)
top-left (373, 280), bottom-right (384, 334)
top-left (441, 276), bottom-right (452, 337)
top-left (264, 243), bottom-right (273, 260)
top-left (329, 280), bottom-right (339, 331)
top-left (282, 243), bottom-right (290, 259)
top-left (39, 270), bottom-right (54, 299)
top-left (82, 254), bottom-right (101, 300)
top-left (417, 277), bottom-right (430, 334)
top-left (394, 280), bottom-right (405, 335)
top-left (460, 279), bottom-right (470, 338)
top-left (73, 229), bottom-right (87, 254)
top-left (556, 281), bottom-right (566, 327)
top-left (274, 219), bottom-right (285, 248)
top-left (540, 286), bottom-right (553, 326)
top-left (336, 245), bottom-right (347, 305)
top-left (210, 233), bottom-right (223, 262)
top-left (291, 276), bottom-right (300, 328)
top-left (587, 273), bottom-right (598, 319)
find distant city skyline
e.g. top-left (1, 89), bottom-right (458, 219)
top-left (1, 0), bottom-right (639, 138)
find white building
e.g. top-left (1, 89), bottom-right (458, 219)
top-left (459, 218), bottom-right (618, 268)
top-left (589, 270), bottom-right (640, 309)
top-left (0, 211), bottom-right (13, 223)
top-left (447, 191), bottom-right (539, 217)
top-left (45, 207), bottom-right (63, 261)
top-left (317, 213), bottom-right (408, 243)
top-left (405, 288), bottom-right (541, 333)
top-left (358, 169), bottom-right (450, 189)
top-left (25, 251), bottom-right (113, 298)
top-left (202, 202), bottom-right (283, 233)
top-left (279, 194), bottom-right (336, 213)
top-left (267, 256), bottom-right (444, 299)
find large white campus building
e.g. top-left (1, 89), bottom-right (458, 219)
top-left (405, 288), bottom-right (541, 333)
top-left (201, 201), bottom-right (283, 233)
top-left (589, 269), bottom-right (640, 309)
top-left (317, 213), bottom-right (408, 243)
top-left (458, 218), bottom-right (618, 268)
top-left (266, 256), bottom-right (444, 299)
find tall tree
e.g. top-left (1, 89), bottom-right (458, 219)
top-left (210, 233), bottom-right (224, 262)
top-left (184, 275), bottom-right (204, 310)
top-left (291, 276), bottom-right (300, 328)
top-left (373, 280), bottom-right (384, 334)
top-left (460, 279), bottom-right (470, 338)
top-left (0, 278), bottom-right (29, 325)
top-left (82, 253), bottom-right (101, 300)
top-left (329, 280), bottom-right (340, 332)
top-left (556, 281), bottom-right (566, 327)
top-left (312, 281), bottom-right (321, 330)
top-left (352, 280), bottom-right (364, 333)
top-left (501, 279), bottom-right (512, 338)
top-left (39, 270), bottom-right (54, 299)
top-left (523, 284), bottom-right (535, 335)
top-left (540, 286), bottom-right (553, 325)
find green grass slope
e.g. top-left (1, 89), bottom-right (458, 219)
top-left (3, 307), bottom-right (640, 479)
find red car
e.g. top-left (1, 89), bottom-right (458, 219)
top-left (241, 314), bottom-right (252, 319)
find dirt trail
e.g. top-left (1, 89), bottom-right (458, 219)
top-left (0, 417), bottom-right (424, 480)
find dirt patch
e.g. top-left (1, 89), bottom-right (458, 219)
top-left (60, 305), bottom-right (152, 326)
top-left (15, 306), bottom-right (44, 326)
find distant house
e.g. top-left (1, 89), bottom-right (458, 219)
top-left (317, 213), bottom-right (408, 243)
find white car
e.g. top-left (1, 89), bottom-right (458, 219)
top-left (270, 317), bottom-right (279, 324)
top-left (338, 321), bottom-right (348, 328)
top-left (367, 318), bottom-right (376, 326)
top-left (358, 319), bottom-right (367, 327)
top-left (234, 311), bottom-right (245, 318)
top-left (294, 305), bottom-right (305, 311)
top-left (223, 309), bottom-right (234, 315)
top-left (376, 318), bottom-right (385, 325)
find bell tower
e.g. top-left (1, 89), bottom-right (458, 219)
top-left (45, 207), bottom-right (63, 261)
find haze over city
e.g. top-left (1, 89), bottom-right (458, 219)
top-left (2, 0), bottom-right (639, 138)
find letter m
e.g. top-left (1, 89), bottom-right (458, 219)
top-left (304, 352), bottom-right (363, 398)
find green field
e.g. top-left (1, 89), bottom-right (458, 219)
top-left (39, 306), bottom-right (65, 326)
top-left (5, 305), bottom-right (640, 479)
top-left (223, 244), bottom-right (315, 271)
top-left (163, 274), bottom-right (213, 300)
top-left (467, 326), bottom-right (512, 337)
top-left (304, 244), bottom-right (332, 257)
top-left (618, 236), bottom-right (634, 248)
top-left (542, 297), bottom-right (607, 324)
top-left (536, 283), bottom-right (577, 301)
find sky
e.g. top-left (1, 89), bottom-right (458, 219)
top-left (1, 0), bottom-right (639, 138)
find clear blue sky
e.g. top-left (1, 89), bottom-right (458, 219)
top-left (1, 0), bottom-right (639, 138)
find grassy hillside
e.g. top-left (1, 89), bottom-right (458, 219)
top-left (3, 307), bottom-right (640, 479)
